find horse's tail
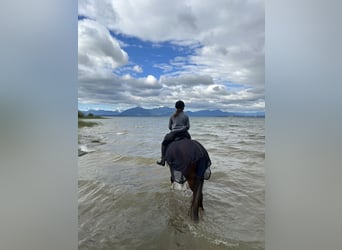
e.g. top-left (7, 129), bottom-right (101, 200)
top-left (190, 177), bottom-right (204, 221)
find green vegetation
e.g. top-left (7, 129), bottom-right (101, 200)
top-left (78, 111), bottom-right (104, 119)
top-left (78, 120), bottom-right (99, 128)
top-left (78, 111), bottom-right (104, 128)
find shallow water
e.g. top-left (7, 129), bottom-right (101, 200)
top-left (78, 117), bottom-right (265, 249)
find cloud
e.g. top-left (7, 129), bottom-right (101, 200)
top-left (133, 65), bottom-right (143, 73)
top-left (78, 0), bottom-right (118, 25)
top-left (160, 74), bottom-right (214, 87)
top-left (153, 63), bottom-right (174, 73)
top-left (79, 0), bottom-right (263, 52)
top-left (78, 19), bottom-right (128, 75)
top-left (78, 0), bottom-right (264, 112)
top-left (79, 71), bottom-right (263, 112)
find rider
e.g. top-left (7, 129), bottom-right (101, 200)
top-left (157, 100), bottom-right (191, 166)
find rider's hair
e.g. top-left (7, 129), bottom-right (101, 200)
top-left (173, 100), bottom-right (185, 117)
top-left (173, 109), bottom-right (183, 118)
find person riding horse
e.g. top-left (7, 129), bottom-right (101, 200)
top-left (157, 100), bottom-right (211, 221)
top-left (156, 100), bottom-right (191, 166)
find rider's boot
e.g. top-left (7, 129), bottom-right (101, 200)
top-left (156, 145), bottom-right (166, 166)
top-left (156, 158), bottom-right (165, 166)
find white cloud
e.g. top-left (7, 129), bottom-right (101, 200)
top-left (78, 0), bottom-right (117, 25)
top-left (133, 65), bottom-right (143, 73)
top-left (78, 19), bottom-right (128, 74)
top-left (78, 0), bottom-right (264, 112)
top-left (160, 74), bottom-right (214, 87)
top-left (145, 75), bottom-right (157, 85)
top-left (78, 71), bottom-right (263, 112)
top-left (153, 63), bottom-right (173, 73)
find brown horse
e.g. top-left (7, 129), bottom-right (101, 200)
top-left (165, 138), bottom-right (211, 221)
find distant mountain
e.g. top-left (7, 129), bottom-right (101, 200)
top-left (82, 109), bottom-right (120, 116)
top-left (82, 107), bottom-right (265, 117)
top-left (150, 107), bottom-right (174, 116)
top-left (187, 109), bottom-right (229, 117)
top-left (119, 106), bottom-right (174, 116)
top-left (119, 107), bottom-right (151, 116)
top-left (231, 111), bottom-right (265, 117)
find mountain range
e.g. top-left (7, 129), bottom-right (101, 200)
top-left (81, 107), bottom-right (265, 117)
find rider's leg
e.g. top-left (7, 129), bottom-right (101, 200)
top-left (157, 143), bottom-right (167, 166)
top-left (157, 133), bottom-right (174, 166)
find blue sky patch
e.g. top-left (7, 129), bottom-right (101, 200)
top-left (112, 32), bottom-right (201, 79)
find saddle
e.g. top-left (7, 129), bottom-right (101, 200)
top-left (173, 131), bottom-right (191, 141)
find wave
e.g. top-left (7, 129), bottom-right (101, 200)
top-left (115, 130), bottom-right (128, 135)
top-left (109, 154), bottom-right (156, 165)
top-left (78, 145), bottom-right (95, 156)
top-left (78, 117), bottom-right (265, 249)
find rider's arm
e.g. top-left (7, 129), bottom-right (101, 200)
top-left (168, 116), bottom-right (173, 131)
top-left (185, 115), bottom-right (190, 130)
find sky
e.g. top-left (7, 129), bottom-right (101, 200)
top-left (78, 0), bottom-right (264, 112)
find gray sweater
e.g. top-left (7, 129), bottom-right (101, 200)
top-left (168, 111), bottom-right (190, 134)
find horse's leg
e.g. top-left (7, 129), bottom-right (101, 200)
top-left (186, 163), bottom-right (198, 220)
top-left (187, 176), bottom-right (195, 192)
top-left (168, 163), bottom-right (175, 184)
top-left (190, 178), bottom-right (204, 221)
top-left (188, 161), bottom-right (206, 221)
top-left (197, 159), bottom-right (206, 211)
top-left (187, 162), bottom-right (196, 192)
top-left (199, 180), bottom-right (204, 210)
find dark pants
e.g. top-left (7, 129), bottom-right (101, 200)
top-left (160, 131), bottom-right (191, 160)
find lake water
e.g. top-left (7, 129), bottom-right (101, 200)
top-left (78, 117), bottom-right (265, 249)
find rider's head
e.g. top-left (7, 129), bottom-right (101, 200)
top-left (175, 100), bottom-right (185, 110)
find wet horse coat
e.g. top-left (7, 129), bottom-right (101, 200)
top-left (165, 138), bottom-right (211, 220)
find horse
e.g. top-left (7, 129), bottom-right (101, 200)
top-left (164, 138), bottom-right (211, 221)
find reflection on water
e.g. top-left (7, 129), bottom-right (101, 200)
top-left (79, 117), bottom-right (265, 249)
